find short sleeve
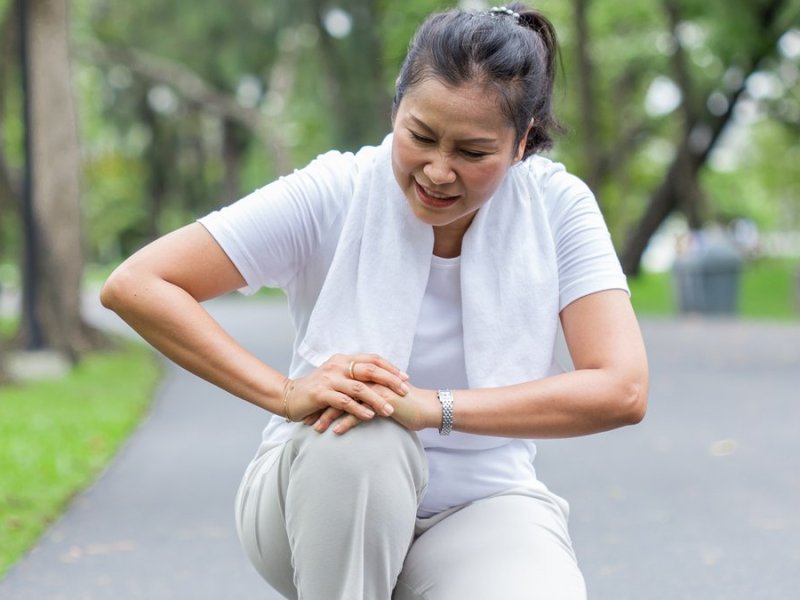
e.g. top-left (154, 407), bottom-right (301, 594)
top-left (536, 159), bottom-right (629, 311)
top-left (198, 150), bottom-right (357, 293)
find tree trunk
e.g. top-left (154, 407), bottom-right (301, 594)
top-left (0, 347), bottom-right (10, 384)
top-left (621, 92), bottom-right (741, 275)
top-left (221, 119), bottom-right (249, 205)
top-left (18, 0), bottom-right (104, 359)
top-left (620, 142), bottom-right (690, 275)
top-left (620, 0), bottom-right (789, 275)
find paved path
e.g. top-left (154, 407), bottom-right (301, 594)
top-left (537, 317), bottom-right (800, 599)
top-left (1, 295), bottom-right (798, 599)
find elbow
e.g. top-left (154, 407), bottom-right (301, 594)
top-left (619, 378), bottom-right (648, 426)
top-left (100, 264), bottom-right (139, 314)
top-left (99, 274), bottom-right (116, 311)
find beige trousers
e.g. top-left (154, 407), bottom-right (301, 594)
top-left (235, 418), bottom-right (586, 600)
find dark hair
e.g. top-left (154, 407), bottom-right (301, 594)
top-left (393, 3), bottom-right (562, 158)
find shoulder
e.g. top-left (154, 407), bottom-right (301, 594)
top-left (516, 155), bottom-right (592, 200)
top-left (309, 135), bottom-right (389, 169)
top-left (283, 135), bottom-right (389, 197)
top-left (286, 148), bottom-right (358, 189)
top-left (512, 155), bottom-right (598, 224)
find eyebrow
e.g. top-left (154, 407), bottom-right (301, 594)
top-left (407, 114), bottom-right (499, 146)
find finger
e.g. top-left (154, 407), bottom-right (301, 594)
top-left (350, 360), bottom-right (410, 397)
top-left (350, 353), bottom-right (409, 381)
top-left (322, 390), bottom-right (377, 420)
top-left (345, 380), bottom-right (396, 417)
top-left (332, 413), bottom-right (364, 435)
top-left (312, 407), bottom-right (344, 432)
top-left (303, 409), bottom-right (324, 426)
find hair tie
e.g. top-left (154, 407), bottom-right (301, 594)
top-left (490, 6), bottom-right (521, 23)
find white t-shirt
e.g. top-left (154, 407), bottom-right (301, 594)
top-left (199, 139), bottom-right (628, 517)
top-left (408, 255), bottom-right (539, 516)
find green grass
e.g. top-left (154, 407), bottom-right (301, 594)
top-left (739, 259), bottom-right (799, 319)
top-left (0, 343), bottom-right (161, 576)
top-left (628, 270), bottom-right (675, 316)
top-left (629, 258), bottom-right (799, 320)
top-left (0, 318), bottom-right (14, 338)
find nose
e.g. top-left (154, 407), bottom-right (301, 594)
top-left (423, 152), bottom-right (456, 186)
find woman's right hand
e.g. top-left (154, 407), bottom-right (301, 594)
top-left (284, 353), bottom-right (409, 423)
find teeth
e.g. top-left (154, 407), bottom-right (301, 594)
top-left (426, 188), bottom-right (451, 199)
top-left (416, 181), bottom-right (455, 200)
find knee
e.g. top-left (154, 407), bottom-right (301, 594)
top-left (291, 418), bottom-right (427, 494)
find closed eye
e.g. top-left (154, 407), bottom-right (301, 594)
top-left (409, 130), bottom-right (434, 144)
top-left (408, 129), bottom-right (490, 159)
top-left (460, 149), bottom-right (488, 159)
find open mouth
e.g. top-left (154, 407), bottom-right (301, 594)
top-left (414, 181), bottom-right (460, 208)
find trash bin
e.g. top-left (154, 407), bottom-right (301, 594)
top-left (672, 235), bottom-right (742, 315)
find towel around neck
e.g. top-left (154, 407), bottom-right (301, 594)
top-left (298, 134), bottom-right (560, 389)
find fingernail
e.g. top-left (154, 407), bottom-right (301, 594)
top-left (400, 371), bottom-right (410, 380)
top-left (400, 382), bottom-right (410, 395)
top-left (364, 409), bottom-right (375, 418)
top-left (314, 420), bottom-right (323, 432)
top-left (384, 403), bottom-right (394, 415)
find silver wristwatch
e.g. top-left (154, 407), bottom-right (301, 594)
top-left (437, 389), bottom-right (454, 436)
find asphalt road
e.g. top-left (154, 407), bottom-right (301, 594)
top-left (1, 295), bottom-right (798, 599)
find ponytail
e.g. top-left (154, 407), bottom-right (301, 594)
top-left (510, 3), bottom-right (563, 156)
top-left (516, 7), bottom-right (558, 82)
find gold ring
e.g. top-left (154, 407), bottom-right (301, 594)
top-left (348, 360), bottom-right (356, 380)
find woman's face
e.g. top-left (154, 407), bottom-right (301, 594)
top-left (392, 78), bottom-right (526, 243)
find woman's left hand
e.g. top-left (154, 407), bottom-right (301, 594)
top-left (310, 384), bottom-right (439, 435)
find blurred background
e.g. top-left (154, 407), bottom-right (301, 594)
top-left (1, 0), bottom-right (799, 357)
top-left (0, 0), bottom-right (798, 589)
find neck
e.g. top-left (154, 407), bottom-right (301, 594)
top-left (433, 216), bottom-right (474, 258)
top-left (433, 235), bottom-right (461, 258)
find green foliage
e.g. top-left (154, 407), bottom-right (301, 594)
top-left (83, 148), bottom-right (149, 259)
top-left (537, 0), bottom-right (800, 246)
top-left (82, 0), bottom-right (281, 88)
top-left (629, 269), bottom-right (676, 316)
top-left (4, 0), bottom-right (799, 267)
top-left (0, 342), bottom-right (161, 575)
top-left (379, 0), bottom-right (445, 77)
top-left (703, 120), bottom-right (800, 229)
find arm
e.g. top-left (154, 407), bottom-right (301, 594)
top-left (442, 289), bottom-right (648, 437)
top-left (100, 223), bottom-right (404, 420)
top-left (329, 289), bottom-right (647, 437)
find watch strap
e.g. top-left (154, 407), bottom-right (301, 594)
top-left (437, 389), bottom-right (454, 436)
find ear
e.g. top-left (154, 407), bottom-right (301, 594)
top-left (514, 119), bottom-right (534, 162)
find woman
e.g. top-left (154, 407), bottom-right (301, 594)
top-left (102, 4), bottom-right (648, 599)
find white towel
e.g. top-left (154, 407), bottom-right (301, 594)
top-left (298, 134), bottom-right (559, 389)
